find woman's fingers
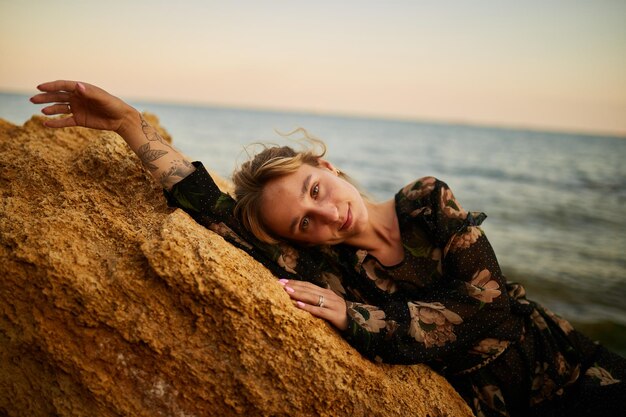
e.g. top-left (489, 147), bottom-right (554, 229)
top-left (280, 280), bottom-right (326, 304)
top-left (31, 84), bottom-right (76, 128)
top-left (31, 81), bottom-right (89, 109)
top-left (294, 295), bottom-right (349, 331)
top-left (278, 279), bottom-right (348, 330)
top-left (41, 103), bottom-right (72, 116)
top-left (30, 92), bottom-right (72, 104)
top-left (43, 116), bottom-right (77, 129)
top-left (280, 279), bottom-right (323, 293)
top-left (36, 80), bottom-right (79, 93)
top-left (295, 301), bottom-right (335, 319)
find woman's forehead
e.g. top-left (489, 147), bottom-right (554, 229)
top-left (264, 164), bottom-right (317, 197)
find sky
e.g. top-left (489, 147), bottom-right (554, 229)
top-left (1, 0), bottom-right (625, 135)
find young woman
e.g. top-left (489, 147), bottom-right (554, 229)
top-left (31, 80), bottom-right (625, 417)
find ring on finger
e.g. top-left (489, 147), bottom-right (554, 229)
top-left (317, 295), bottom-right (325, 308)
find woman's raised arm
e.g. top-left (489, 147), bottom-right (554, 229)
top-left (30, 80), bottom-right (194, 190)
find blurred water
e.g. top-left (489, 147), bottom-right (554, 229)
top-left (4, 92), bottom-right (626, 354)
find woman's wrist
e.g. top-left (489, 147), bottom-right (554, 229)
top-left (116, 105), bottom-right (142, 138)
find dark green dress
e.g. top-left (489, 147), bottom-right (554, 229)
top-left (165, 162), bottom-right (625, 417)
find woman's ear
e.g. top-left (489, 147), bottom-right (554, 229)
top-left (317, 158), bottom-right (339, 175)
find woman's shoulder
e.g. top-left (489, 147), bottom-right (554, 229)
top-left (394, 176), bottom-right (468, 221)
top-left (397, 176), bottom-right (440, 201)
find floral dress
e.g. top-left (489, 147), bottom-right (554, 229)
top-left (164, 162), bottom-right (625, 417)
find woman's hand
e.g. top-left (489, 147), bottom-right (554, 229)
top-left (279, 279), bottom-right (348, 331)
top-left (30, 80), bottom-right (138, 135)
top-left (31, 80), bottom-right (195, 189)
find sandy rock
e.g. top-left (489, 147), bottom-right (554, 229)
top-left (0, 114), bottom-right (473, 417)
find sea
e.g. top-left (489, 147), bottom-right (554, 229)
top-left (2, 92), bottom-right (625, 355)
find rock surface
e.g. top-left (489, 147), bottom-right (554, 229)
top-left (0, 115), bottom-right (473, 417)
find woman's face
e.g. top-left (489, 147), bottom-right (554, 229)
top-left (259, 160), bottom-right (369, 246)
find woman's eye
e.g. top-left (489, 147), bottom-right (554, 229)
top-left (312, 184), bottom-right (319, 197)
top-left (301, 217), bottom-right (310, 230)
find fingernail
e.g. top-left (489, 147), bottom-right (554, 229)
top-left (285, 286), bottom-right (295, 293)
top-left (296, 301), bottom-right (305, 308)
top-left (278, 279), bottom-right (288, 285)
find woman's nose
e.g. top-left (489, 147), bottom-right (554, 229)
top-left (315, 204), bottom-right (339, 224)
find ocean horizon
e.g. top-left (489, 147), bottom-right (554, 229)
top-left (3, 91), bottom-right (625, 355)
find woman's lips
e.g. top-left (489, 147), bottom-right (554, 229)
top-left (340, 206), bottom-right (352, 231)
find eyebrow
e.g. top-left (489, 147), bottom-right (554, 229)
top-left (289, 174), bottom-right (312, 234)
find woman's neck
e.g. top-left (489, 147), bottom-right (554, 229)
top-left (345, 199), bottom-right (403, 266)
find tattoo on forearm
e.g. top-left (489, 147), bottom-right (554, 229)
top-left (141, 116), bottom-right (172, 148)
top-left (160, 159), bottom-right (194, 188)
top-left (137, 142), bottom-right (168, 172)
top-left (139, 115), bottom-right (193, 185)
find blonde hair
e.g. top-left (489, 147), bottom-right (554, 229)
top-left (232, 129), bottom-right (355, 244)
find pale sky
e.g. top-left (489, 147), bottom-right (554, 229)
top-left (1, 0), bottom-right (625, 135)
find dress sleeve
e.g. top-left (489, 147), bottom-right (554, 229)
top-left (163, 162), bottom-right (247, 244)
top-left (341, 178), bottom-right (519, 371)
top-left (163, 161), bottom-right (338, 283)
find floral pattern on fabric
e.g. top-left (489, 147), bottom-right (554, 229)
top-left (361, 258), bottom-right (398, 293)
top-left (542, 304), bottom-right (574, 335)
top-left (440, 187), bottom-right (467, 220)
top-left (470, 338), bottom-right (510, 359)
top-left (449, 226), bottom-right (483, 253)
top-left (277, 243), bottom-right (299, 274)
top-left (585, 365), bottom-right (621, 386)
top-left (346, 302), bottom-right (386, 333)
top-left (320, 271), bottom-right (346, 296)
top-left (408, 301), bottom-right (463, 348)
top-left (473, 384), bottom-right (508, 417)
top-left (402, 176), bottom-right (436, 201)
top-left (531, 362), bottom-right (559, 406)
top-left (465, 269), bottom-right (501, 304)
